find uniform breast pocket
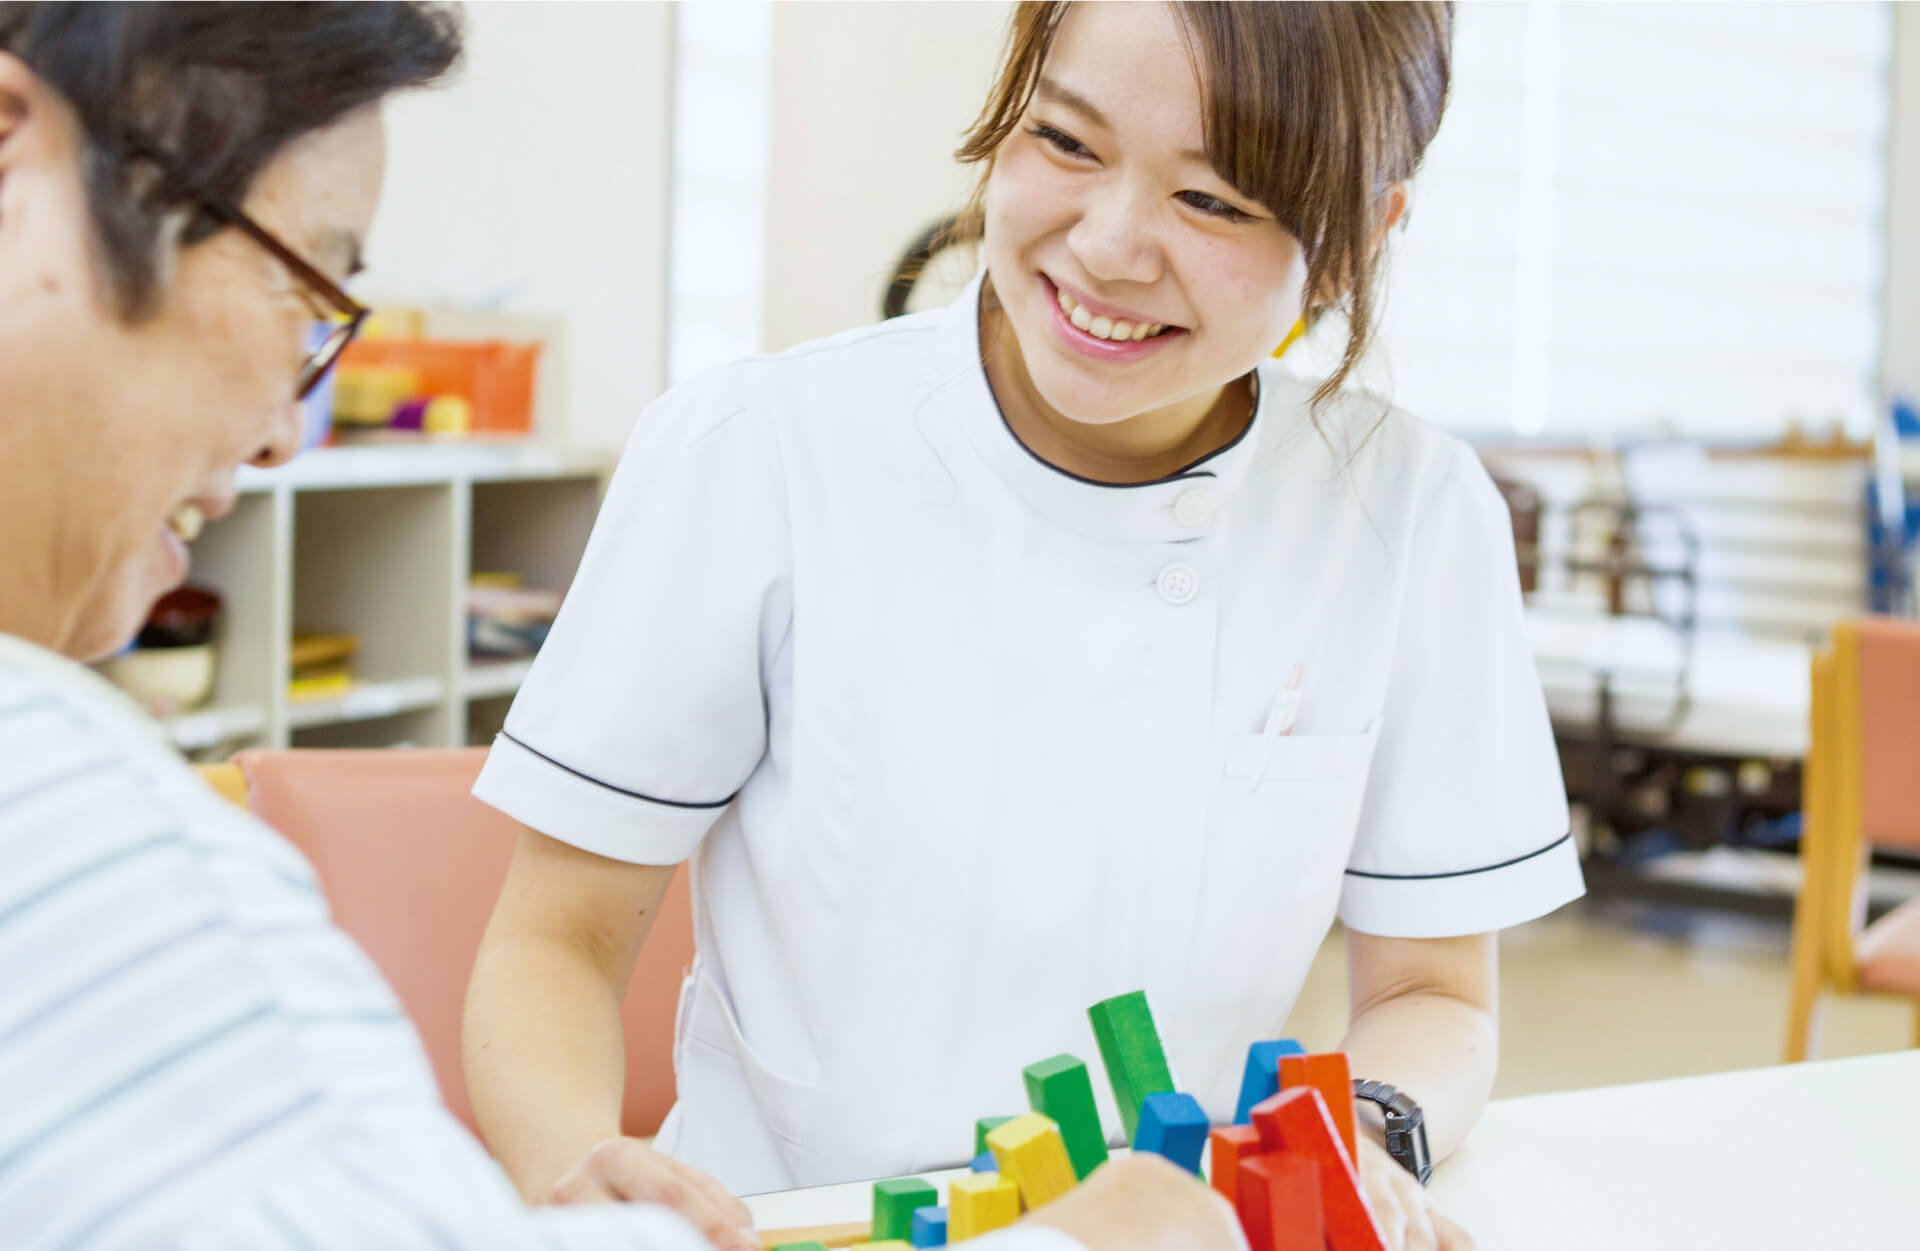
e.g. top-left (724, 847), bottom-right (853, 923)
top-left (1219, 719), bottom-right (1383, 864)
top-left (1182, 721), bottom-right (1387, 1033)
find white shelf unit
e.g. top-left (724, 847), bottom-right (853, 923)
top-left (152, 443), bottom-right (612, 757)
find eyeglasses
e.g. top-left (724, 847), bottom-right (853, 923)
top-left (125, 136), bottom-right (370, 400)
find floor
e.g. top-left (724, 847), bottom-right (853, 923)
top-left (1280, 899), bottom-right (1916, 1098)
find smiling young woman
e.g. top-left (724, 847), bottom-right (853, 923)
top-left (465, 7), bottom-right (1575, 1251)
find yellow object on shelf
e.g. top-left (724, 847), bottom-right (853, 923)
top-left (332, 366), bottom-right (421, 426)
top-left (289, 632), bottom-right (357, 700)
top-left (290, 633), bottom-right (358, 671)
top-left (287, 671), bottom-right (354, 702)
top-left (360, 307), bottom-right (426, 340)
top-left (423, 394), bottom-right (473, 436)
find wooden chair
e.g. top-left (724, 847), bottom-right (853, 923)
top-left (195, 748), bottom-right (695, 1138)
top-left (1786, 617), bottom-right (1920, 1061)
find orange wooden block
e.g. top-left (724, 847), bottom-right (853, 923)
top-left (1208, 1124), bottom-right (1264, 1211)
top-left (1250, 1087), bottom-right (1385, 1251)
top-left (1279, 1052), bottom-right (1358, 1162)
top-left (1238, 1154), bottom-right (1324, 1251)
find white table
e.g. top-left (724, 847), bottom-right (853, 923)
top-left (1527, 611), bottom-right (1812, 759)
top-left (746, 1052), bottom-right (1919, 1250)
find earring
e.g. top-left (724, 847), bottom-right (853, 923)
top-left (1272, 316), bottom-right (1307, 359)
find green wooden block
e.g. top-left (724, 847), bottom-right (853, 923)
top-left (873, 1177), bottom-right (939, 1241)
top-left (1022, 1053), bottom-right (1110, 1180)
top-left (1087, 990), bottom-right (1174, 1142)
top-left (770, 1244), bottom-right (829, 1251)
top-left (974, 1115), bottom-right (1016, 1157)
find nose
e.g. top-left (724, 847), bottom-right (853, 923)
top-left (249, 396), bottom-right (306, 469)
top-left (1067, 178), bottom-right (1163, 288)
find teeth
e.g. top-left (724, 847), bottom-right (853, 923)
top-left (167, 503), bottom-right (205, 543)
top-left (1055, 285), bottom-right (1168, 341)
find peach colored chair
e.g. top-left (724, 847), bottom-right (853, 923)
top-left (1786, 618), bottom-right (1920, 1061)
top-left (222, 748), bottom-right (695, 1138)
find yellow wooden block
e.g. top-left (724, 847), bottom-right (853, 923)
top-left (948, 1173), bottom-right (1020, 1240)
top-left (986, 1112), bottom-right (1077, 1210)
top-left (849, 1244), bottom-right (912, 1250)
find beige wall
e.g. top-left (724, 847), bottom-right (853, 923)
top-left (1883, 2), bottom-right (1920, 406)
top-left (763, 1), bottom-right (1011, 352)
top-left (370, 1), bottom-right (673, 448)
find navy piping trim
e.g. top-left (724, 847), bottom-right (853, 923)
top-left (1344, 832), bottom-right (1573, 881)
top-left (497, 731), bottom-right (736, 810)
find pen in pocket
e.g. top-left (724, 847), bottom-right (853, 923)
top-left (1250, 664), bottom-right (1304, 789)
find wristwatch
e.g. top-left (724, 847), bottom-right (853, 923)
top-left (1352, 1079), bottom-right (1433, 1185)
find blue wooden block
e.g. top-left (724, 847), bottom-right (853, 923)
top-left (1232, 1039), bottom-right (1307, 1125)
top-left (1132, 1092), bottom-right (1209, 1176)
top-left (970, 1150), bottom-right (997, 1173)
top-left (911, 1205), bottom-right (949, 1247)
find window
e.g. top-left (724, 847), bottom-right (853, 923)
top-left (1294, 1), bottom-right (1893, 440)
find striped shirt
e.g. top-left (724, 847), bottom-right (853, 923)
top-left (0, 632), bottom-right (1083, 1251)
top-left (0, 631), bottom-right (702, 1251)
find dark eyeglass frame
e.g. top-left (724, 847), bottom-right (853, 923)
top-left (124, 135), bottom-right (370, 400)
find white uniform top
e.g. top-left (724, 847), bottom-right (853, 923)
top-left (475, 275), bottom-right (1583, 1196)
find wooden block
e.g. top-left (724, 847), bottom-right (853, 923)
top-left (1250, 1087), bottom-right (1386, 1251)
top-left (1278, 1052), bottom-right (1358, 1162)
top-left (1207, 1124), bottom-right (1264, 1211)
top-left (1238, 1155), bottom-right (1325, 1251)
top-left (1233, 1039), bottom-right (1307, 1125)
top-left (969, 1151), bottom-right (996, 1173)
top-left (1133, 1091), bottom-right (1209, 1176)
top-left (910, 1206), bottom-right (949, 1248)
top-left (1023, 1054), bottom-right (1110, 1180)
top-left (760, 1224), bottom-right (869, 1249)
top-left (849, 1244), bottom-right (912, 1250)
top-left (986, 1112), bottom-right (1078, 1210)
top-left (974, 1117), bottom-right (1015, 1157)
top-left (769, 1244), bottom-right (830, 1251)
top-left (872, 1178), bottom-right (938, 1242)
top-left (948, 1173), bottom-right (1020, 1240)
top-left (1087, 990), bottom-right (1175, 1141)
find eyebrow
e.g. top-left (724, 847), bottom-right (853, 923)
top-left (1034, 76), bottom-right (1212, 166)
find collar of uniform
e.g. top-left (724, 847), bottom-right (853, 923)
top-left (924, 270), bottom-right (1266, 546)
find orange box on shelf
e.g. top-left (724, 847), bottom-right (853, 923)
top-left (337, 338), bottom-right (542, 435)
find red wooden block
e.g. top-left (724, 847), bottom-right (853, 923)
top-left (1250, 1087), bottom-right (1386, 1251)
top-left (1279, 1051), bottom-right (1358, 1162)
top-left (1208, 1124), bottom-right (1264, 1211)
top-left (1237, 1154), bottom-right (1324, 1251)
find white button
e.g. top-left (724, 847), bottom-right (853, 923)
top-left (1156, 562), bottom-right (1200, 606)
top-left (1173, 488), bottom-right (1216, 528)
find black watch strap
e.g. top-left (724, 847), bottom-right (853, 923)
top-left (1352, 1079), bottom-right (1434, 1185)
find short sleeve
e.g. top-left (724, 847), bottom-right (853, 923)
top-left (472, 367), bottom-right (790, 866)
top-left (1338, 440), bottom-right (1583, 938)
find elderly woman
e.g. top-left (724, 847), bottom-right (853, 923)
top-left (0, 4), bottom-right (1234, 1250)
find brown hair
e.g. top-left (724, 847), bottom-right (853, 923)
top-left (956, 1), bottom-right (1454, 414)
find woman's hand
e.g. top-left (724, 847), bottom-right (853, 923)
top-left (551, 1136), bottom-right (759, 1251)
top-left (1355, 1135), bottom-right (1474, 1251)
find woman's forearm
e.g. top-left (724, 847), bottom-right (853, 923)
top-left (1339, 930), bottom-right (1500, 1163)
top-left (1338, 985), bottom-right (1497, 1162)
top-left (464, 931), bottom-right (633, 1202)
